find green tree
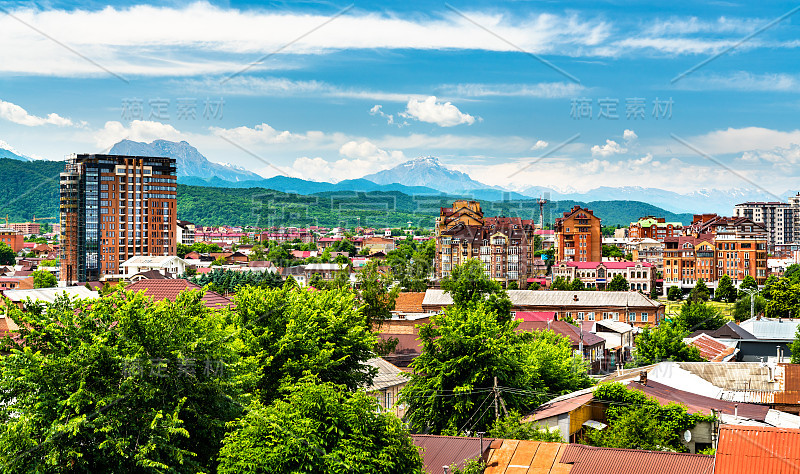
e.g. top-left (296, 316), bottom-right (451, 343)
top-left (32, 269), bottom-right (57, 288)
top-left (211, 256), bottom-right (226, 266)
top-left (791, 325), bottom-right (800, 364)
top-left (650, 286), bottom-right (659, 299)
top-left (632, 321), bottom-right (704, 366)
top-left (688, 279), bottom-right (710, 302)
top-left (585, 383), bottom-right (715, 452)
top-left (551, 276), bottom-right (568, 291)
top-left (714, 275), bottom-right (736, 303)
top-left (734, 293), bottom-right (766, 321)
top-left (569, 278), bottom-right (585, 291)
top-left (607, 274), bottom-right (629, 292)
top-left (487, 410), bottom-right (563, 442)
top-left (765, 278), bottom-right (800, 319)
top-left (356, 259), bottom-right (399, 328)
top-left (441, 259), bottom-right (512, 322)
top-left (399, 302), bottom-right (591, 434)
top-left (39, 258), bottom-right (57, 267)
top-left (0, 290), bottom-right (241, 472)
top-left (0, 242), bottom-right (14, 265)
top-left (529, 282), bottom-right (541, 291)
top-left (232, 286), bottom-right (377, 406)
top-left (675, 301), bottom-right (727, 331)
top-left (739, 275), bottom-right (758, 295)
top-left (667, 286), bottom-right (682, 301)
top-left (602, 245), bottom-right (624, 260)
top-left (250, 244), bottom-right (267, 261)
top-left (218, 379), bottom-right (423, 474)
top-left (763, 274), bottom-right (779, 300)
top-left (507, 281), bottom-right (519, 290)
top-left (786, 264), bottom-right (800, 283)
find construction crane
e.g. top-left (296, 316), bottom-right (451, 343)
top-left (32, 215), bottom-right (56, 222)
top-left (536, 198), bottom-right (548, 230)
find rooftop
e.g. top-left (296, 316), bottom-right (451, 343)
top-left (715, 424), bottom-right (800, 474)
top-left (422, 289), bottom-right (662, 309)
top-left (125, 279), bottom-right (233, 309)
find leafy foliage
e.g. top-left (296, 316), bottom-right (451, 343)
top-left (607, 274), bottom-right (629, 292)
top-left (765, 277), bottom-right (800, 319)
top-left (441, 259), bottom-right (512, 322)
top-left (400, 301), bottom-right (591, 435)
top-left (0, 291), bottom-right (241, 472)
top-left (733, 293), bottom-right (766, 321)
top-left (587, 383), bottom-right (715, 452)
top-left (667, 286), bottom-right (682, 301)
top-left (487, 410), bottom-right (563, 442)
top-left (632, 321), bottom-right (704, 366)
top-left (675, 301), bottom-right (727, 331)
top-left (356, 260), bottom-right (399, 328)
top-left (714, 275), bottom-right (736, 303)
top-left (0, 243), bottom-right (15, 265)
top-left (31, 269), bottom-right (56, 288)
top-left (602, 245), bottom-right (624, 260)
top-left (218, 379), bottom-right (423, 474)
top-left (688, 279), bottom-right (710, 302)
top-left (186, 268), bottom-right (283, 293)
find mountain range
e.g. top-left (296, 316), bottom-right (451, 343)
top-left (4, 137), bottom-right (792, 215)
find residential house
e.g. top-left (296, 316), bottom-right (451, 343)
top-left (421, 289), bottom-right (664, 328)
top-left (628, 216), bottom-right (684, 242)
top-left (589, 319), bottom-right (634, 367)
top-left (120, 255), bottom-right (188, 280)
top-left (0, 286), bottom-right (97, 310)
top-left (0, 276), bottom-right (34, 291)
top-left (516, 320), bottom-right (606, 374)
top-left (552, 261), bottom-right (656, 292)
top-left (124, 279), bottom-right (233, 310)
top-left (364, 358), bottom-right (408, 418)
top-left (555, 205), bottom-right (602, 263)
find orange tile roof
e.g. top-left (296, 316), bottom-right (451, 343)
top-left (394, 292), bottom-right (426, 313)
top-left (124, 279), bottom-right (233, 310)
top-left (715, 425), bottom-right (800, 474)
top-left (687, 334), bottom-right (737, 362)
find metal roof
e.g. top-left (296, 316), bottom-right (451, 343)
top-left (594, 318), bottom-right (634, 334)
top-left (412, 434), bottom-right (493, 474)
top-left (365, 357), bottom-right (407, 392)
top-left (2, 286), bottom-right (97, 303)
top-left (484, 439), bottom-right (571, 474)
top-left (120, 255), bottom-right (186, 268)
top-left (527, 392), bottom-right (596, 421)
top-left (422, 289), bottom-right (662, 309)
top-left (560, 444), bottom-right (714, 474)
top-left (627, 380), bottom-right (769, 421)
top-left (739, 318), bottom-right (800, 340)
top-left (715, 425), bottom-right (800, 474)
top-left (516, 320), bottom-right (606, 348)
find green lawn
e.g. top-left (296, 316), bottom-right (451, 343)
top-left (660, 299), bottom-right (736, 321)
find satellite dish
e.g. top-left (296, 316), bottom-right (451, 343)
top-left (683, 430), bottom-right (692, 443)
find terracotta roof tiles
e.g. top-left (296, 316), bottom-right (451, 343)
top-left (125, 279), bottom-right (233, 310)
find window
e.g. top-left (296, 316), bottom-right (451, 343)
top-left (628, 312), bottom-right (636, 322)
top-left (577, 312), bottom-right (584, 320)
top-left (641, 313), bottom-right (648, 322)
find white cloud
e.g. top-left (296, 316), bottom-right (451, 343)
top-left (623, 129), bottom-right (637, 142)
top-left (369, 104), bottom-right (406, 126)
top-left (93, 120), bottom-right (183, 149)
top-left (291, 140), bottom-right (405, 181)
top-left (0, 99), bottom-right (73, 126)
top-left (673, 71), bottom-right (800, 92)
top-left (591, 139), bottom-right (627, 157)
top-left (443, 82), bottom-right (585, 98)
top-left (742, 144), bottom-right (800, 165)
top-left (401, 96), bottom-right (476, 127)
top-left (531, 140), bottom-right (549, 150)
top-left (689, 127), bottom-right (800, 156)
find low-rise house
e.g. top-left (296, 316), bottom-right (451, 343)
top-left (120, 255), bottom-right (188, 281)
top-left (421, 289), bottom-right (664, 328)
top-left (0, 276), bottom-right (34, 291)
top-left (1, 286), bottom-right (97, 310)
top-left (280, 266), bottom-right (307, 287)
top-left (303, 263), bottom-right (349, 282)
top-left (364, 358), bottom-right (407, 418)
top-left (552, 261), bottom-right (656, 292)
top-left (715, 425), bottom-right (800, 474)
top-left (391, 292), bottom-right (427, 319)
top-left (124, 279), bottom-right (233, 310)
top-left (516, 320), bottom-right (606, 374)
top-left (590, 319), bottom-right (635, 367)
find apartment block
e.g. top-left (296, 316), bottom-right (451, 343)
top-left (0, 228), bottom-right (24, 253)
top-left (734, 200), bottom-right (797, 254)
top-left (554, 206), bottom-right (602, 262)
top-left (435, 201), bottom-right (536, 288)
top-left (9, 222), bottom-right (41, 235)
top-left (663, 214), bottom-right (768, 292)
top-left (60, 154), bottom-right (177, 283)
top-left (628, 216), bottom-right (683, 242)
top-left (177, 220), bottom-right (196, 245)
top-left (552, 261), bottom-right (656, 292)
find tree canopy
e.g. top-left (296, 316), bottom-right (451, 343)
top-left (0, 242), bottom-right (14, 265)
top-left (714, 275), bottom-right (736, 303)
top-left (607, 274), bottom-right (629, 292)
top-left (632, 320), bottom-right (704, 366)
top-left (688, 279), bottom-right (710, 302)
top-left (218, 379), bottom-right (423, 474)
top-left (31, 269), bottom-right (57, 288)
top-left (440, 259), bottom-right (512, 322)
top-left (675, 301), bottom-right (727, 331)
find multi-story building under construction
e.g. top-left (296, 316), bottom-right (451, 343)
top-left (60, 154), bottom-right (177, 283)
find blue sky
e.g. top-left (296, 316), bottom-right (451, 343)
top-left (0, 0), bottom-right (799, 195)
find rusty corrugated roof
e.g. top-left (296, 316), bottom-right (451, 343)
top-left (412, 434), bottom-right (493, 474)
top-left (715, 424), bottom-right (800, 474)
top-left (628, 380), bottom-right (770, 421)
top-left (560, 444), bottom-right (715, 474)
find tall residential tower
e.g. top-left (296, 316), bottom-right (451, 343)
top-left (60, 154), bottom-right (177, 284)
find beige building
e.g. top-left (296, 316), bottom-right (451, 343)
top-left (365, 358), bottom-right (408, 419)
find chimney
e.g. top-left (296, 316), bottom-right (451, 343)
top-left (573, 294), bottom-right (579, 302)
top-left (734, 404), bottom-right (738, 418)
top-left (639, 370), bottom-right (648, 385)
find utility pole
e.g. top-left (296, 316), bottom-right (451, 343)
top-left (493, 376), bottom-right (499, 421)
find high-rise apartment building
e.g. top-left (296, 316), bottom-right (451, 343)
top-left (554, 206), bottom-right (602, 262)
top-left (434, 201), bottom-right (537, 288)
top-left (60, 154), bottom-right (177, 283)
top-left (733, 201), bottom-right (795, 253)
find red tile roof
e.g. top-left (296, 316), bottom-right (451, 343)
top-left (560, 444), bottom-right (715, 474)
top-left (124, 279), bottom-right (233, 309)
top-left (715, 425), bottom-right (800, 474)
top-left (686, 333), bottom-right (737, 362)
top-left (561, 261), bottom-right (653, 269)
top-left (394, 292), bottom-right (426, 313)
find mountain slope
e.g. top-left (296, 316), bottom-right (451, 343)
top-left (362, 156), bottom-right (490, 192)
top-left (0, 140), bottom-right (30, 161)
top-left (110, 139), bottom-right (262, 182)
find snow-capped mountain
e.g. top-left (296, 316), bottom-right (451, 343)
top-left (109, 139), bottom-right (262, 182)
top-left (361, 156), bottom-right (491, 192)
top-left (0, 140), bottom-right (30, 161)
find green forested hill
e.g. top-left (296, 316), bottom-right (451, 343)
top-left (0, 158), bottom-right (692, 228)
